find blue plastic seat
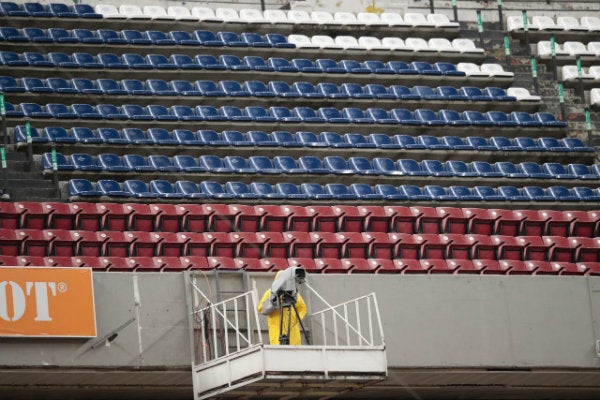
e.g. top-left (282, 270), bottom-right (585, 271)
top-left (325, 183), bottom-right (357, 200)
top-left (301, 183), bottom-right (335, 200)
top-left (315, 59), bottom-right (346, 74)
top-left (271, 131), bottom-right (301, 147)
top-left (293, 107), bottom-right (325, 123)
top-left (411, 61), bottom-right (443, 76)
top-left (511, 111), bottom-right (543, 127)
top-left (72, 52), bottom-right (103, 68)
top-left (195, 55), bottom-right (227, 70)
top-left (518, 162), bottom-right (553, 179)
top-left (398, 185), bottom-right (432, 200)
top-left (248, 156), bottom-right (282, 174)
top-left (473, 186), bottom-right (504, 201)
top-left (145, 54), bottom-right (177, 70)
top-left (268, 81), bottom-right (300, 98)
top-left (460, 86), bottom-right (493, 101)
top-left (349, 157), bottom-right (381, 175)
top-left (68, 179), bottom-right (102, 197)
top-left (445, 160), bottom-right (479, 177)
top-left (343, 108), bottom-right (375, 123)
top-left (124, 180), bottom-right (160, 198)
top-left (495, 161), bottom-right (528, 178)
top-left (170, 54), bottom-right (202, 70)
top-left (397, 159), bottom-right (428, 176)
top-left (299, 156), bottom-right (330, 173)
top-left (123, 154), bottom-right (156, 172)
top-left (48, 3), bottom-right (77, 18)
top-left (386, 85), bottom-right (418, 100)
top-left (218, 54), bottom-right (250, 71)
top-left (367, 108), bottom-right (396, 124)
top-left (21, 102), bottom-right (51, 118)
top-left (197, 130), bottom-right (226, 146)
top-left (496, 186), bottom-right (527, 201)
top-left (97, 180), bottom-right (130, 197)
top-left (121, 29), bottom-right (152, 46)
top-left (317, 82), bottom-right (349, 99)
top-left (196, 105), bottom-right (227, 121)
top-left (535, 112), bottom-right (568, 127)
top-left (416, 135), bottom-right (449, 150)
top-left (218, 31), bottom-right (248, 47)
top-left (0, 27), bottom-right (28, 42)
top-left (490, 136), bottom-right (521, 151)
top-left (193, 30), bottom-right (224, 46)
top-left (424, 185), bottom-right (458, 201)
top-left (145, 30), bottom-right (176, 45)
top-left (0, 76), bottom-right (25, 92)
top-left (276, 183), bottom-right (308, 199)
top-left (24, 51), bottom-right (53, 67)
top-left (345, 133), bottom-right (376, 148)
top-left (394, 135), bottom-right (426, 149)
top-left (484, 87), bottom-right (516, 101)
top-left (122, 104), bottom-right (153, 120)
top-left (24, 2), bottom-right (52, 17)
top-left (220, 106), bottom-right (252, 121)
top-left (412, 85), bottom-right (444, 100)
top-left (122, 53), bottom-right (152, 69)
top-left (97, 29), bottom-right (127, 44)
top-left (0, 51), bottom-right (29, 66)
top-left (171, 80), bottom-right (201, 96)
top-left (340, 83), bottom-right (372, 99)
top-left (250, 182), bottom-right (285, 199)
top-left (200, 181), bottom-right (234, 199)
top-left (437, 86), bottom-right (468, 101)
top-left (148, 155), bottom-right (179, 172)
top-left (147, 79), bottom-right (177, 95)
top-left (349, 184), bottom-right (385, 200)
top-left (3, 102), bottom-right (23, 118)
top-left (364, 84), bottom-right (396, 99)
top-left (123, 128), bottom-right (153, 144)
top-left (422, 159), bottom-right (453, 176)
top-left (463, 110), bottom-right (495, 126)
top-left (471, 161), bottom-right (503, 177)
top-left (73, 29), bottom-right (103, 44)
top-left (515, 136), bottom-right (544, 151)
top-left (97, 79), bottom-right (127, 95)
top-left (168, 31), bottom-right (200, 46)
top-left (226, 182), bottom-right (259, 199)
top-left (324, 156), bottom-right (353, 175)
top-left (269, 107), bottom-right (301, 122)
top-left (47, 103), bottom-right (77, 119)
top-left (72, 78), bottom-right (102, 94)
top-left (434, 62), bottom-right (466, 76)
top-left (23, 27), bottom-right (53, 43)
top-left (243, 80), bottom-right (275, 97)
top-left (245, 106), bottom-right (277, 122)
top-left (72, 127), bottom-right (101, 144)
top-left (415, 109), bottom-right (445, 125)
top-left (97, 128), bottom-right (129, 144)
top-left (547, 186), bottom-right (579, 202)
top-left (199, 155), bottom-right (230, 172)
top-left (241, 32), bottom-right (271, 47)
top-left (291, 58), bottom-right (321, 73)
top-left (363, 60), bottom-right (395, 74)
top-left (265, 33), bottom-right (295, 49)
top-left (267, 57), bottom-right (299, 72)
top-left (572, 187), bottom-right (600, 201)
top-left (340, 59), bottom-right (370, 74)
top-left (391, 109), bottom-right (421, 125)
top-left (243, 56), bottom-right (275, 72)
top-left (195, 80), bottom-right (225, 96)
top-left (219, 80), bottom-right (250, 96)
top-left (386, 61), bottom-right (418, 75)
top-left (447, 186), bottom-right (479, 201)
top-left (43, 126), bottom-right (75, 143)
top-left (562, 138), bottom-right (593, 152)
top-left (486, 111), bottom-right (519, 127)
top-left (567, 164), bottom-right (599, 180)
top-left (369, 134), bottom-right (402, 149)
top-left (222, 130), bottom-right (252, 146)
top-left (537, 137), bottom-right (567, 152)
top-left (74, 4), bottom-right (101, 18)
top-left (147, 105), bottom-right (177, 121)
top-left (374, 184), bottom-right (406, 200)
top-left (543, 163), bottom-right (577, 179)
top-left (148, 128), bottom-right (177, 145)
top-left (174, 129), bottom-right (203, 145)
top-left (273, 156), bottom-right (305, 174)
top-left (68, 153), bottom-right (99, 171)
top-left (441, 136), bottom-right (474, 150)
top-left (97, 104), bottom-right (127, 120)
top-left (319, 108), bottom-right (350, 123)
top-left (173, 156), bottom-right (205, 173)
top-left (466, 136), bottom-right (496, 151)
top-left (296, 131), bottom-right (327, 147)
top-left (97, 153), bottom-right (131, 172)
top-left (1, 2), bottom-right (28, 16)
top-left (97, 53), bottom-right (128, 69)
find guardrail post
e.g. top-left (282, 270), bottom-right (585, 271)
top-left (504, 35), bottom-right (512, 71)
top-left (558, 81), bottom-right (566, 121)
top-left (576, 56), bottom-right (585, 103)
top-left (585, 107), bottom-right (593, 142)
top-left (0, 93), bottom-right (6, 146)
top-left (497, 0), bottom-right (504, 30)
top-left (451, 0), bottom-right (458, 22)
top-left (429, 0), bottom-right (434, 14)
top-left (531, 56), bottom-right (539, 95)
top-left (25, 119), bottom-right (32, 168)
top-left (550, 35), bottom-right (558, 81)
top-left (522, 10), bottom-right (530, 56)
top-left (476, 10), bottom-right (484, 48)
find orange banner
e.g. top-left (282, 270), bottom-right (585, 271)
top-left (0, 267), bottom-right (96, 337)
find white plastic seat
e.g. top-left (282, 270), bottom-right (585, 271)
top-left (429, 38), bottom-right (460, 53)
top-left (588, 66), bottom-right (600, 80)
top-left (404, 12), bottom-right (436, 27)
top-left (588, 42), bottom-right (600, 57)
top-left (536, 41), bottom-right (570, 58)
top-left (427, 13), bottom-right (459, 28)
top-left (358, 36), bottom-right (390, 51)
top-left (335, 36), bottom-right (363, 50)
top-left (334, 12), bottom-right (361, 26)
top-left (263, 9), bottom-right (290, 24)
top-left (311, 11), bottom-right (336, 25)
top-left (119, 5), bottom-right (148, 19)
top-left (457, 62), bottom-right (488, 77)
top-left (380, 12), bottom-right (410, 27)
top-left (357, 12), bottom-right (387, 26)
top-left (311, 35), bottom-right (343, 49)
top-left (143, 5), bottom-right (174, 20)
top-left (239, 8), bottom-right (267, 23)
top-left (216, 7), bottom-right (240, 23)
top-left (405, 37), bottom-right (436, 52)
top-left (556, 16), bottom-right (587, 31)
top-left (480, 63), bottom-right (515, 78)
top-left (167, 6), bottom-right (197, 21)
top-left (94, 4), bottom-right (125, 18)
top-left (288, 34), bottom-right (319, 48)
top-left (452, 38), bottom-right (485, 54)
top-left (381, 37), bottom-right (408, 51)
top-left (563, 41), bottom-right (595, 57)
top-left (506, 87), bottom-right (541, 102)
top-left (561, 65), bottom-right (594, 81)
top-left (191, 7), bottom-right (221, 22)
top-left (530, 15), bottom-right (560, 31)
top-left (506, 15), bottom-right (525, 32)
top-left (590, 88), bottom-right (600, 108)
top-left (287, 10), bottom-right (318, 25)
top-left (581, 16), bottom-right (600, 32)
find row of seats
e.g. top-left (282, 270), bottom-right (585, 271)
top-left (0, 2), bottom-right (100, 18)
top-left (46, 152), bottom-right (600, 182)
top-left (94, 4), bottom-right (459, 29)
top-left (1, 228), bottom-right (599, 263)
top-left (68, 178), bottom-right (600, 203)
top-left (4, 201), bottom-right (597, 237)
top-left (5, 102), bottom-right (566, 127)
top-left (18, 126), bottom-right (589, 153)
top-left (0, 51), bottom-right (513, 79)
top-left (537, 40), bottom-right (600, 59)
top-left (562, 65), bottom-right (600, 81)
top-left (507, 15), bottom-right (600, 33)
top-left (288, 35), bottom-right (482, 54)
top-left (0, 27), bottom-right (295, 49)
top-left (4, 255), bottom-right (597, 275)
top-left (0, 76), bottom-right (530, 103)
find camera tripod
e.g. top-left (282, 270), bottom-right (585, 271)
top-left (277, 293), bottom-right (311, 345)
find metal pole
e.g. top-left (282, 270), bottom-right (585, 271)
top-left (558, 81), bottom-right (566, 121)
top-left (0, 145), bottom-right (7, 193)
top-left (497, 0), bottom-right (504, 31)
top-left (0, 93), bottom-right (6, 146)
top-left (576, 56), bottom-right (585, 103)
top-left (51, 144), bottom-right (60, 197)
top-left (504, 35), bottom-right (512, 71)
top-left (550, 35), bottom-right (557, 81)
top-left (25, 119), bottom-right (32, 169)
top-left (531, 56), bottom-right (539, 95)
top-left (451, 0), bottom-right (458, 22)
top-left (476, 10), bottom-right (484, 48)
top-left (259, 0), bottom-right (265, 12)
top-left (429, 0), bottom-right (434, 14)
top-left (585, 107), bottom-right (593, 143)
top-left (522, 10), bottom-right (530, 56)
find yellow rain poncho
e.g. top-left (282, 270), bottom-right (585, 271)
top-left (257, 272), bottom-right (307, 345)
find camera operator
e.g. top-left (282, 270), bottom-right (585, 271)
top-left (257, 269), bottom-right (307, 345)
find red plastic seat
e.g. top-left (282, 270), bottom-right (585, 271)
top-left (577, 262), bottom-right (600, 275)
top-left (375, 259), bottom-right (405, 273)
top-left (155, 232), bottom-right (189, 257)
top-left (522, 236), bottom-right (551, 261)
top-left (347, 258), bottom-right (380, 273)
top-left (150, 204), bottom-right (184, 232)
top-left (385, 206), bottom-right (417, 233)
top-left (125, 203), bottom-right (159, 232)
top-left (363, 232), bottom-right (396, 259)
top-left (288, 257), bottom-right (323, 273)
top-left (333, 205), bottom-right (363, 232)
top-left (184, 232), bottom-right (216, 256)
top-left (255, 205), bottom-right (290, 232)
top-left (475, 259), bottom-right (510, 275)
top-left (494, 209), bottom-right (526, 236)
top-left (567, 210), bottom-right (600, 237)
top-left (19, 229), bottom-right (50, 256)
top-left (540, 210), bottom-right (573, 237)
top-left (516, 209), bottom-right (547, 236)
top-left (103, 256), bottom-right (138, 272)
top-left (463, 208), bottom-right (501, 235)
top-left (307, 206), bottom-right (338, 233)
top-left (102, 231), bottom-right (137, 257)
top-left (573, 237), bottom-right (600, 262)
top-left (556, 261), bottom-right (586, 276)
top-left (503, 259), bottom-right (535, 275)
top-left (0, 255), bottom-right (19, 265)
top-left (338, 232), bottom-right (369, 258)
top-left (129, 231), bottom-right (158, 257)
top-left (230, 204), bottom-right (262, 232)
top-left (207, 204), bottom-right (261, 232)
top-left (131, 256), bottom-right (163, 272)
top-left (436, 207), bottom-right (468, 234)
top-left (74, 202), bottom-right (109, 231)
top-left (264, 258), bottom-right (289, 271)
top-left (207, 256), bottom-right (244, 270)
top-left (45, 229), bottom-right (80, 257)
top-left (543, 236), bottom-right (577, 262)
top-left (283, 231), bottom-right (314, 258)
top-left (400, 259), bottom-right (430, 274)
top-left (318, 258), bottom-right (350, 273)
top-left (285, 205), bottom-right (313, 232)
top-left (180, 256), bottom-right (210, 270)
top-left (232, 232), bottom-right (264, 258)
top-left (467, 234), bottom-right (498, 260)
top-left (76, 231), bottom-right (107, 256)
top-left (393, 233), bottom-right (426, 259)
top-left (209, 232), bottom-right (239, 257)
top-left (444, 233), bottom-right (473, 260)
top-left (180, 204), bottom-right (213, 232)
top-left (71, 256), bottom-right (108, 270)
top-left (411, 206), bottom-right (442, 234)
top-left (450, 259), bottom-right (483, 274)
top-left (44, 202), bottom-right (78, 230)
top-left (357, 206), bottom-right (389, 232)
top-left (153, 256), bottom-right (186, 271)
top-left (0, 202), bottom-right (22, 229)
top-left (528, 260), bottom-right (562, 275)
top-left (494, 235), bottom-right (525, 260)
top-left (257, 232), bottom-right (287, 258)
top-left (15, 202), bottom-right (48, 229)
top-left (419, 233), bottom-right (452, 259)
top-left (43, 256), bottom-right (78, 267)
top-left (14, 256), bottom-right (46, 266)
top-left (311, 232), bottom-right (342, 258)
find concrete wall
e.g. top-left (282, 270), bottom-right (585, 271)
top-left (2, 271), bottom-right (600, 370)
